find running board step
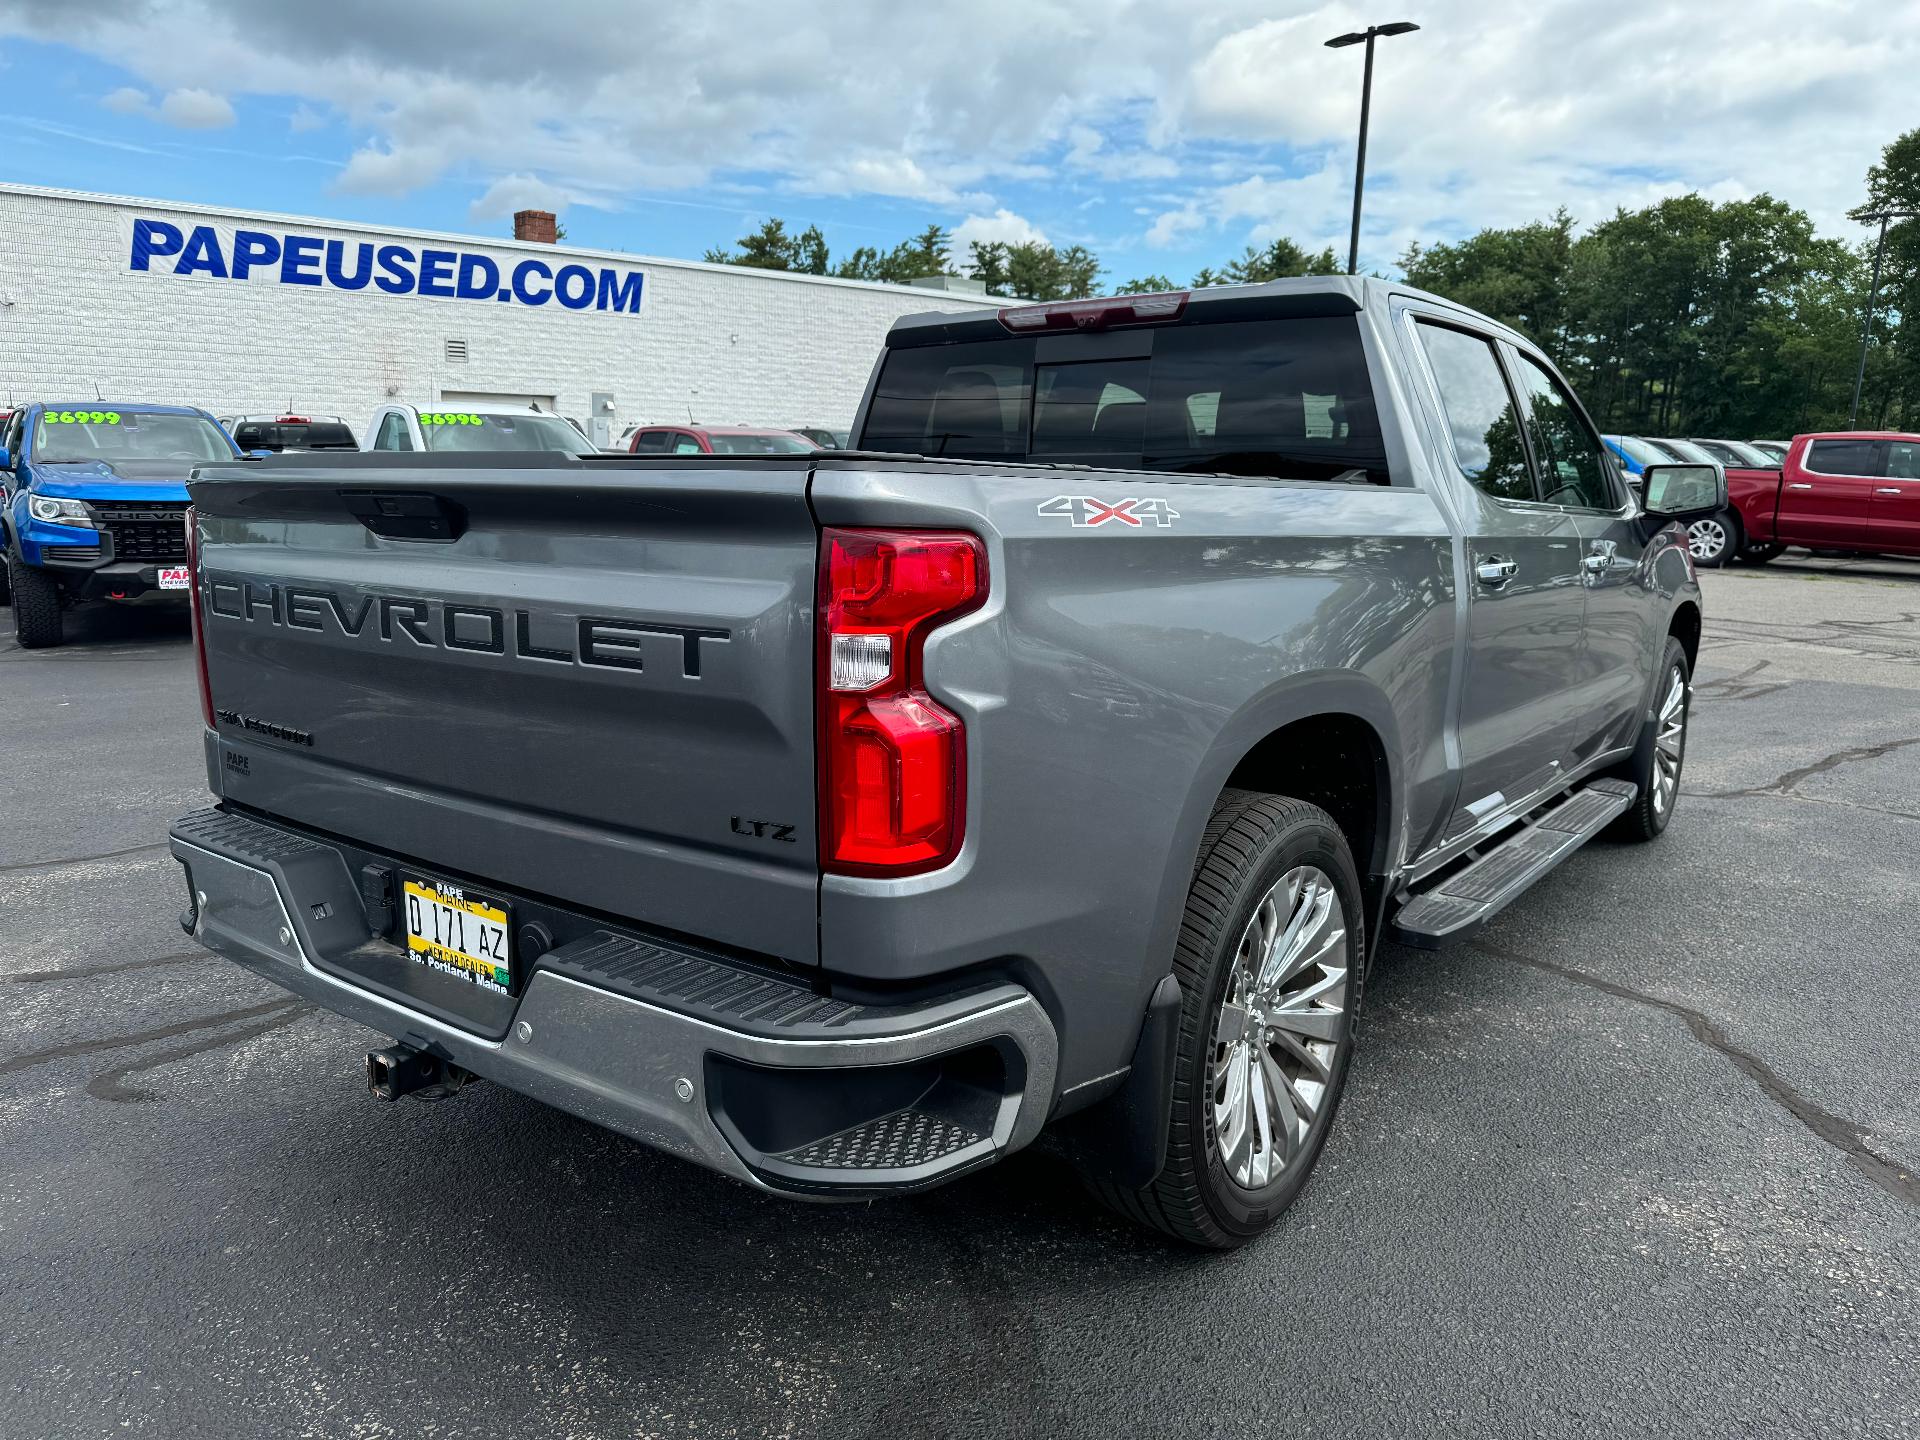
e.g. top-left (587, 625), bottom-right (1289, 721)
top-left (1389, 779), bottom-right (1637, 949)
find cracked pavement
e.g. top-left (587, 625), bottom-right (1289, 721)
top-left (2, 560), bottom-right (1917, 1439)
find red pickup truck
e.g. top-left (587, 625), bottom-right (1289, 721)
top-left (1727, 431), bottom-right (1920, 562)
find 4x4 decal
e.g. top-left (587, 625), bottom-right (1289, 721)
top-left (1037, 495), bottom-right (1179, 528)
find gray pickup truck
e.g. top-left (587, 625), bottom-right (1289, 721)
top-left (169, 277), bottom-right (1724, 1247)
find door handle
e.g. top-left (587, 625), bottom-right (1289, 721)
top-left (1876, 487), bottom-right (1903, 495)
top-left (1475, 557), bottom-right (1519, 588)
top-left (1787, 482), bottom-right (1814, 490)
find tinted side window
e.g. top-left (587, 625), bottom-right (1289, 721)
top-left (1887, 441), bottom-right (1920, 480)
top-left (1511, 352), bottom-right (1614, 509)
top-left (671, 435), bottom-right (705, 455)
top-left (630, 430), bottom-right (672, 453)
top-left (1805, 439), bottom-right (1880, 476)
top-left (862, 342), bottom-right (1031, 458)
top-left (1415, 322), bottom-right (1533, 502)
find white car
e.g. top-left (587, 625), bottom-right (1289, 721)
top-left (365, 404), bottom-right (593, 455)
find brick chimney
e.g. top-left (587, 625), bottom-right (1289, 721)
top-left (513, 209), bottom-right (557, 244)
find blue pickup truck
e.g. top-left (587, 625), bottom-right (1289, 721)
top-left (1, 402), bottom-right (244, 648)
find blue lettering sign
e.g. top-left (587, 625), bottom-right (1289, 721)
top-left (231, 229), bottom-right (281, 280)
top-left (176, 225), bottom-right (229, 278)
top-left (456, 253), bottom-right (499, 301)
top-left (512, 258), bottom-right (552, 306)
top-left (324, 239), bottom-right (372, 290)
top-left (374, 244), bottom-right (415, 295)
top-left (280, 234), bottom-right (324, 286)
top-left (124, 217), bottom-right (642, 317)
top-left (597, 269), bottom-right (644, 313)
top-left (129, 219), bottom-right (184, 271)
top-left (416, 248), bottom-right (457, 298)
top-left (555, 264), bottom-right (595, 311)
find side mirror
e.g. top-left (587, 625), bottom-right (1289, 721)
top-left (1641, 462), bottom-right (1724, 522)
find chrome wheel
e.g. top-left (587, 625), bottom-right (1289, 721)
top-left (1687, 517), bottom-right (1729, 564)
top-left (1652, 665), bottom-right (1688, 817)
top-left (1208, 866), bottom-right (1350, 1193)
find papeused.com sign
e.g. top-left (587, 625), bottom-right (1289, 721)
top-left (118, 214), bottom-right (645, 314)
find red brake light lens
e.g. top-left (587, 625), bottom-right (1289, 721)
top-left (998, 290), bottom-right (1188, 333)
top-left (819, 529), bottom-right (985, 875)
top-left (185, 505), bottom-right (215, 730)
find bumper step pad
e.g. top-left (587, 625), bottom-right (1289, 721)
top-left (1390, 779), bottom-right (1636, 949)
top-left (775, 1108), bottom-right (988, 1171)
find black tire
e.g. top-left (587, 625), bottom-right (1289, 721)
top-left (1739, 543), bottom-right (1782, 565)
top-left (1608, 637), bottom-right (1691, 842)
top-left (1090, 790), bottom-right (1364, 1249)
top-left (7, 551), bottom-right (64, 649)
top-left (1686, 509), bottom-right (1738, 568)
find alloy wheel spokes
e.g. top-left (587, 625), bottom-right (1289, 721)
top-left (1651, 666), bottom-right (1687, 814)
top-left (1210, 863), bottom-right (1353, 1192)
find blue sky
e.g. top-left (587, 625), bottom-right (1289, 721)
top-left (3, 1), bottom-right (1916, 287)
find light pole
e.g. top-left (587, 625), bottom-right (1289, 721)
top-left (1849, 209), bottom-right (1916, 430)
top-left (1326, 21), bottom-right (1420, 275)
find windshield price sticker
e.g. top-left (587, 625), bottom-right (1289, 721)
top-left (420, 413), bottom-right (485, 426)
top-left (43, 411), bottom-right (122, 425)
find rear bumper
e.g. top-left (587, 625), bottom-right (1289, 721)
top-left (168, 807), bottom-right (1057, 1199)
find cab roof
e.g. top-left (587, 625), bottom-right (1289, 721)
top-left (34, 401), bottom-right (210, 416)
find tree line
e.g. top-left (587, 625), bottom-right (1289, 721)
top-left (702, 129), bottom-right (1919, 436)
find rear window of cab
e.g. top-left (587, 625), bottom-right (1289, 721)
top-left (857, 317), bottom-right (1388, 485)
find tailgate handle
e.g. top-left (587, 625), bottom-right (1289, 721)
top-left (339, 490), bottom-right (466, 542)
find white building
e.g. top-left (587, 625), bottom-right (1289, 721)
top-left (0, 182), bottom-right (999, 448)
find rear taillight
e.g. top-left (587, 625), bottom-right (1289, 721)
top-left (819, 528), bottom-right (986, 876)
top-left (185, 505), bottom-right (214, 729)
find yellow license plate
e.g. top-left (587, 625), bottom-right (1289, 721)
top-left (401, 875), bottom-right (513, 992)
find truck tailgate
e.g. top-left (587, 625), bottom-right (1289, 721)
top-left (189, 457), bottom-right (819, 965)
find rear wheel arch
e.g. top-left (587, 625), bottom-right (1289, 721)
top-left (1154, 678), bottom-right (1404, 979)
top-left (1667, 600), bottom-right (1701, 675)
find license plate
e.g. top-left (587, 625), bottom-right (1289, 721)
top-left (157, 566), bottom-right (191, 590)
top-left (401, 874), bottom-right (513, 991)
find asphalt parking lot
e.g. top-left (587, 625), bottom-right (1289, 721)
top-left (3, 555), bottom-right (1917, 1440)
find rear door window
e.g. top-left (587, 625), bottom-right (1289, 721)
top-left (858, 316), bottom-right (1388, 483)
top-left (1804, 439), bottom-right (1882, 476)
top-left (1413, 322), bottom-right (1534, 502)
top-left (1886, 441), bottom-right (1920, 480)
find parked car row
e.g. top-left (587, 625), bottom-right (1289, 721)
top-left (615, 423), bottom-right (848, 453)
top-left (0, 397), bottom-right (606, 649)
top-left (1604, 430), bottom-right (1920, 566)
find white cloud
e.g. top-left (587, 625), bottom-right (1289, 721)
top-left (157, 86), bottom-right (234, 128)
top-left (469, 172), bottom-right (577, 221)
top-left (99, 81), bottom-right (235, 129)
top-left (1145, 205), bottom-right (1204, 249)
top-left (334, 143), bottom-right (447, 197)
top-left (950, 208), bottom-right (1049, 266)
top-left (16, 0), bottom-right (1920, 274)
top-left (100, 85), bottom-right (149, 115)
